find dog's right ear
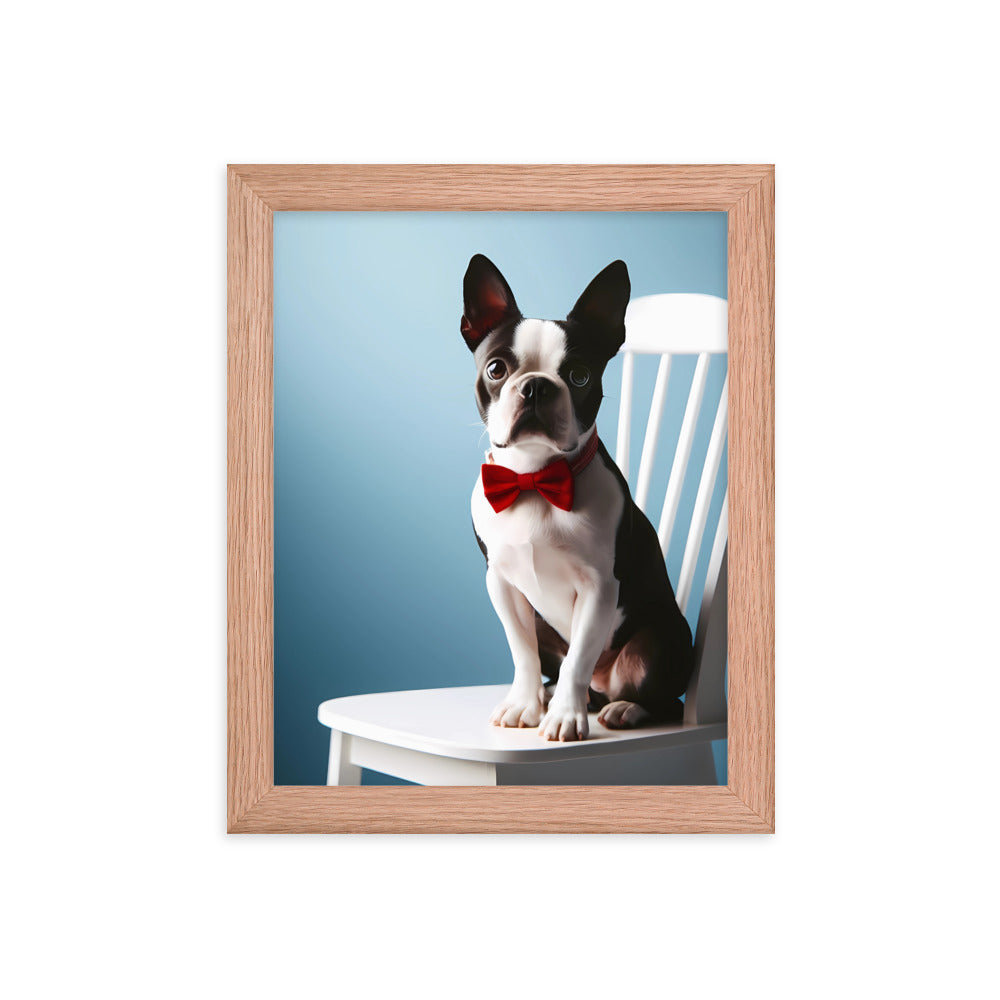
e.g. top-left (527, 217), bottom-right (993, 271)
top-left (461, 254), bottom-right (521, 351)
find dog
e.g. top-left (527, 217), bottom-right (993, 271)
top-left (462, 254), bottom-right (694, 741)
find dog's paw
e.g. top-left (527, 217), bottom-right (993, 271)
top-left (538, 702), bottom-right (589, 742)
top-left (597, 700), bottom-right (651, 729)
top-left (489, 687), bottom-right (545, 729)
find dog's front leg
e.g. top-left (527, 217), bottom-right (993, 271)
top-left (539, 579), bottom-right (620, 741)
top-left (485, 566), bottom-right (546, 728)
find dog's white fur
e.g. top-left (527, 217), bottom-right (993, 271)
top-left (471, 318), bottom-right (624, 741)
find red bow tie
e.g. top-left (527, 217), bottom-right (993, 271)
top-left (481, 433), bottom-right (600, 513)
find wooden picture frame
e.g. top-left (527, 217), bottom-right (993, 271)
top-left (228, 164), bottom-right (774, 833)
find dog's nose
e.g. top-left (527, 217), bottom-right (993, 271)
top-left (519, 377), bottom-right (553, 404)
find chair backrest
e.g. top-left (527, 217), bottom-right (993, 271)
top-left (615, 293), bottom-right (728, 726)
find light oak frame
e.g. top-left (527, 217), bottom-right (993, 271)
top-left (227, 165), bottom-right (774, 833)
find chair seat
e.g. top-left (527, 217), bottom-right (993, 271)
top-left (317, 684), bottom-right (726, 764)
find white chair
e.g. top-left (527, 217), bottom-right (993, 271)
top-left (318, 293), bottom-right (729, 786)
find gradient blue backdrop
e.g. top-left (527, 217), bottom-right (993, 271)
top-left (274, 212), bottom-right (728, 785)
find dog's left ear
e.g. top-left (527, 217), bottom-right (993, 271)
top-left (566, 260), bottom-right (631, 357)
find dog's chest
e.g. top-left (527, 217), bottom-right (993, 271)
top-left (484, 505), bottom-right (592, 637)
top-left (471, 465), bottom-right (623, 641)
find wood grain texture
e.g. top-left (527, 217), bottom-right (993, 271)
top-left (229, 786), bottom-right (772, 834)
top-left (727, 170), bottom-right (776, 829)
top-left (230, 164), bottom-right (773, 212)
top-left (227, 169), bottom-right (274, 829)
top-left (226, 164), bottom-right (775, 833)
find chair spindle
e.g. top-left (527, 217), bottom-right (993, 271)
top-left (675, 373), bottom-right (728, 615)
top-left (615, 351), bottom-right (635, 476)
top-left (657, 352), bottom-right (711, 555)
top-left (635, 354), bottom-right (672, 512)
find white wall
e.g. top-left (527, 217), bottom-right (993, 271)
top-left (4, 3), bottom-right (996, 997)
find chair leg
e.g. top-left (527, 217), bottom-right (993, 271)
top-left (327, 730), bottom-right (362, 786)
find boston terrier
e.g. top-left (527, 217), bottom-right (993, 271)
top-left (463, 254), bottom-right (695, 741)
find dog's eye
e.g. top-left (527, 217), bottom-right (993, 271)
top-left (569, 366), bottom-right (590, 387)
top-left (486, 359), bottom-right (507, 381)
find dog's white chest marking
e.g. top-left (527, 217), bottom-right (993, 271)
top-left (472, 460), bottom-right (624, 644)
top-left (485, 506), bottom-right (584, 640)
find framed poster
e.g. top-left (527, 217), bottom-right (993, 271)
top-left (228, 165), bottom-right (774, 833)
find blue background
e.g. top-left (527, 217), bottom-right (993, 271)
top-left (274, 212), bottom-right (728, 785)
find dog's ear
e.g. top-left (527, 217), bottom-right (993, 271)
top-left (566, 260), bottom-right (631, 357)
top-left (461, 254), bottom-right (521, 351)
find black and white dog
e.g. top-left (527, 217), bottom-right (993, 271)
top-left (463, 254), bottom-right (694, 741)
